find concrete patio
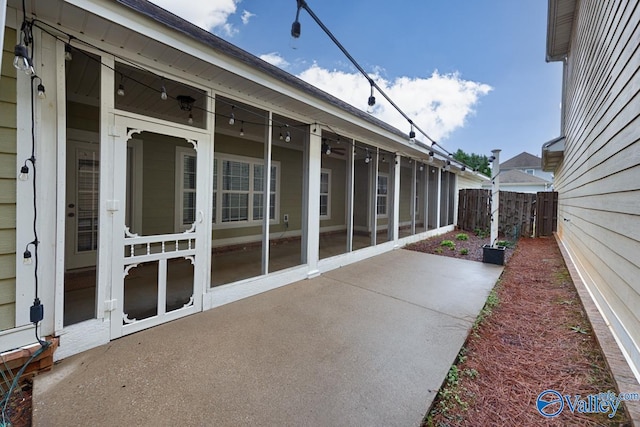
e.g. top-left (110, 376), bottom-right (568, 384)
top-left (33, 249), bottom-right (503, 426)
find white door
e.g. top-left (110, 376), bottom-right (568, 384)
top-left (110, 116), bottom-right (212, 339)
top-left (65, 134), bottom-right (100, 270)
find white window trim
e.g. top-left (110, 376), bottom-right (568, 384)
top-left (525, 169), bottom-right (535, 175)
top-left (175, 146), bottom-right (198, 232)
top-left (212, 153), bottom-right (280, 229)
top-left (320, 168), bottom-right (331, 220)
top-left (377, 173), bottom-right (389, 218)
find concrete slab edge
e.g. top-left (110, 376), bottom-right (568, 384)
top-left (555, 233), bottom-right (640, 426)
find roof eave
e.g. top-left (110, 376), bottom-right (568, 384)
top-left (546, 0), bottom-right (576, 62)
top-left (541, 136), bottom-right (565, 171)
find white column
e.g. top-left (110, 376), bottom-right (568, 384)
top-left (391, 154), bottom-right (400, 244)
top-left (410, 160), bottom-right (416, 235)
top-left (490, 149), bottom-right (501, 247)
top-left (346, 139), bottom-right (355, 252)
top-left (305, 127), bottom-right (321, 277)
top-left (369, 149), bottom-right (378, 246)
top-left (261, 112), bottom-right (272, 275)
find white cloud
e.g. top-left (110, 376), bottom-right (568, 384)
top-left (297, 64), bottom-right (492, 141)
top-left (241, 10), bottom-right (255, 25)
top-left (259, 52), bottom-right (290, 69)
top-left (149, 0), bottom-right (240, 36)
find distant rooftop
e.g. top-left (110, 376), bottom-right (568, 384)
top-left (499, 169), bottom-right (551, 184)
top-left (501, 152), bottom-right (543, 169)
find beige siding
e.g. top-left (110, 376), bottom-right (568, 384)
top-left (554, 0), bottom-right (640, 373)
top-left (320, 156), bottom-right (347, 228)
top-left (398, 166), bottom-right (413, 222)
top-left (1, 27), bottom-right (17, 331)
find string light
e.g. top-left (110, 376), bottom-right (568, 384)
top-left (64, 43), bottom-right (73, 61)
top-left (285, 130), bottom-right (291, 143)
top-left (409, 122), bottom-right (416, 141)
top-left (160, 79), bottom-right (168, 100)
top-left (445, 160), bottom-right (451, 171)
top-left (240, 121), bottom-right (245, 136)
top-left (289, 1), bottom-right (477, 173)
top-left (37, 82), bottom-right (46, 99)
top-left (419, 163), bottom-right (424, 171)
top-left (367, 80), bottom-right (375, 108)
top-left (229, 105), bottom-right (235, 125)
top-left (30, 17), bottom-right (476, 174)
top-left (188, 113), bottom-right (194, 125)
top-left (322, 141), bottom-right (331, 155)
top-left (117, 75), bottom-right (125, 96)
top-left (365, 149), bottom-right (372, 164)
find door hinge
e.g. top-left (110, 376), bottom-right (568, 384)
top-left (105, 299), bottom-right (117, 312)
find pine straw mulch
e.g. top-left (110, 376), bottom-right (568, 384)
top-left (406, 233), bottom-right (630, 426)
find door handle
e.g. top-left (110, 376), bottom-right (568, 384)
top-left (68, 212), bottom-right (75, 217)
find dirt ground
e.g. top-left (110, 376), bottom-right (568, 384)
top-left (406, 233), bottom-right (630, 426)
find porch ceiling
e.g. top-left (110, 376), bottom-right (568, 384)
top-left (13, 0), bottom-right (433, 159)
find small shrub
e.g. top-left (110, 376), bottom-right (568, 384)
top-left (456, 233), bottom-right (469, 241)
top-left (434, 247), bottom-right (443, 254)
top-left (496, 240), bottom-right (515, 248)
top-left (474, 228), bottom-right (489, 238)
top-left (460, 248), bottom-right (469, 255)
top-left (440, 240), bottom-right (456, 250)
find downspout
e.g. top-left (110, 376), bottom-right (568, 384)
top-left (560, 56), bottom-right (568, 134)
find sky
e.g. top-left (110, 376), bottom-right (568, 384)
top-left (149, 0), bottom-right (563, 163)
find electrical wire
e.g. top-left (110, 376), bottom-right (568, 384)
top-left (292, 1), bottom-right (478, 172)
top-left (29, 8), bottom-right (483, 174)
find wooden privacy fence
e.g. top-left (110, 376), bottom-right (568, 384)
top-left (457, 189), bottom-right (558, 238)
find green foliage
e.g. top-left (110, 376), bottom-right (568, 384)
top-left (434, 247), bottom-right (443, 254)
top-left (496, 240), bottom-right (515, 248)
top-left (440, 240), bottom-right (456, 250)
top-left (459, 248), bottom-right (469, 255)
top-left (452, 149), bottom-right (492, 177)
top-left (474, 228), bottom-right (489, 238)
top-left (455, 233), bottom-right (469, 241)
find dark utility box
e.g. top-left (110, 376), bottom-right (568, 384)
top-left (482, 244), bottom-right (505, 265)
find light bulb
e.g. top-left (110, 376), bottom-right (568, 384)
top-left (65, 44), bottom-right (73, 61)
top-left (188, 113), bottom-right (194, 125)
top-left (229, 113), bottom-right (235, 125)
top-left (19, 165), bottom-right (29, 181)
top-left (23, 250), bottom-right (32, 265)
top-left (240, 122), bottom-right (244, 136)
top-left (419, 164), bottom-right (424, 171)
top-left (117, 84), bottom-right (125, 96)
top-left (13, 44), bottom-right (30, 73)
top-left (160, 86), bottom-right (168, 100)
top-left (37, 83), bottom-right (46, 99)
top-left (279, 131), bottom-right (284, 140)
top-left (285, 131), bottom-right (291, 143)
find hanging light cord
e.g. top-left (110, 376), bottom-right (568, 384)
top-left (292, 1), bottom-right (476, 170)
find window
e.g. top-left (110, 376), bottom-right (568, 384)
top-left (221, 160), bottom-right (250, 222)
top-left (377, 174), bottom-right (388, 217)
top-left (320, 169), bottom-right (331, 219)
top-left (211, 154), bottom-right (279, 226)
top-left (177, 148), bottom-right (197, 231)
top-left (525, 169), bottom-right (535, 175)
top-left (252, 164), bottom-right (277, 221)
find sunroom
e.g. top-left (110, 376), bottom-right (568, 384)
top-left (2, 0), bottom-right (484, 357)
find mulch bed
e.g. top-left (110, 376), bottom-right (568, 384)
top-left (406, 233), bottom-right (630, 426)
top-left (404, 229), bottom-right (516, 264)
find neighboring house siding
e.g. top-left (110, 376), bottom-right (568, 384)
top-left (556, 1), bottom-right (640, 372)
top-left (0, 27), bottom-right (17, 331)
